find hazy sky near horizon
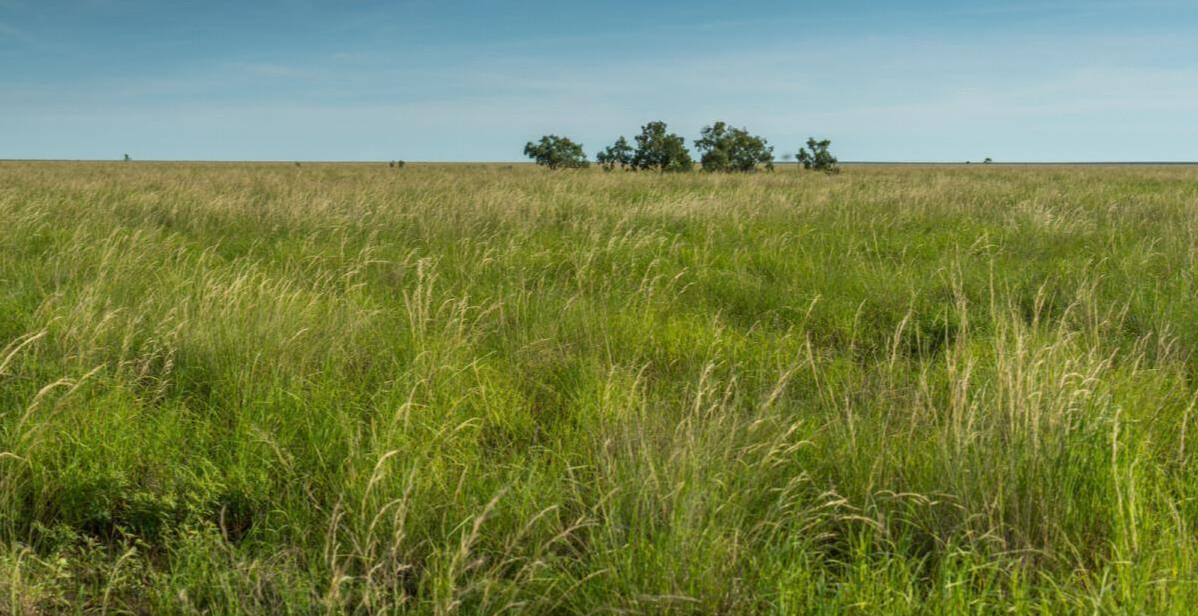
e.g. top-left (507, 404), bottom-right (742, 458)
top-left (2, 0), bottom-right (1196, 162)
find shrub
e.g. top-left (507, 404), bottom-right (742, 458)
top-left (695, 121), bottom-right (774, 173)
top-left (796, 138), bottom-right (839, 175)
top-left (523, 135), bottom-right (589, 170)
top-left (631, 121), bottom-right (693, 173)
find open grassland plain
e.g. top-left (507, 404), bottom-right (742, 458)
top-left (2, 162), bottom-right (1198, 614)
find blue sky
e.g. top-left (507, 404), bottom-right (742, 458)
top-left (2, 0), bottom-right (1196, 161)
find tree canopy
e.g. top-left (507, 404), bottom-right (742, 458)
top-left (796, 138), bottom-right (839, 175)
top-left (596, 136), bottom-right (633, 171)
top-left (523, 135), bottom-right (589, 169)
top-left (694, 121), bottom-right (774, 173)
top-left (631, 122), bottom-right (693, 173)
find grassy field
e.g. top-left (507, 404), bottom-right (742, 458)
top-left (2, 162), bottom-right (1198, 614)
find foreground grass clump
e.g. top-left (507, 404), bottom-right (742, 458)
top-left (1, 161), bottom-right (1198, 614)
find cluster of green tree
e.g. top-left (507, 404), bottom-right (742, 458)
top-left (525, 121), bottom-right (839, 174)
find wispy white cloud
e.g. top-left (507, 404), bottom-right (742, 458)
top-left (230, 61), bottom-right (313, 78)
top-left (950, 0), bottom-right (1194, 16)
top-left (0, 20), bottom-right (31, 42)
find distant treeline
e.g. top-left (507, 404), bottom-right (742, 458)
top-left (524, 121), bottom-right (839, 174)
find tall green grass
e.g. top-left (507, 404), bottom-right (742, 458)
top-left (1, 162), bottom-right (1197, 614)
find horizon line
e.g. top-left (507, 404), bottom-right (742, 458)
top-left (4, 159), bottom-right (1198, 166)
